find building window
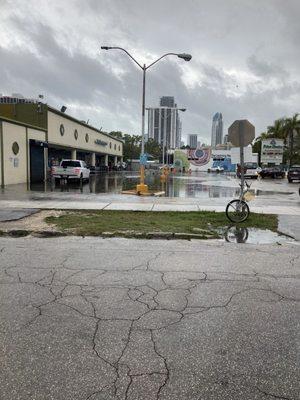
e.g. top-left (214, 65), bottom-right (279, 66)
top-left (60, 124), bottom-right (65, 136)
top-left (118, 145), bottom-right (120, 151)
top-left (114, 144), bottom-right (116, 150)
top-left (110, 142), bottom-right (112, 148)
top-left (85, 133), bottom-right (89, 143)
top-left (74, 129), bottom-right (78, 140)
top-left (12, 142), bottom-right (19, 155)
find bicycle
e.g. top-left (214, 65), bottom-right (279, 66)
top-left (226, 181), bottom-right (253, 223)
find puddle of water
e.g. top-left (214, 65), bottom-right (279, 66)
top-left (0, 172), bottom-right (296, 201)
top-left (222, 226), bottom-right (294, 244)
top-left (0, 172), bottom-right (241, 199)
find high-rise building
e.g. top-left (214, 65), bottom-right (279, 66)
top-left (160, 96), bottom-right (175, 107)
top-left (188, 134), bottom-right (198, 149)
top-left (211, 112), bottom-right (223, 148)
top-left (147, 97), bottom-right (182, 149)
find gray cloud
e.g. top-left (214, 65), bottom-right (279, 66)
top-left (0, 0), bottom-right (299, 142)
top-left (247, 55), bottom-right (288, 79)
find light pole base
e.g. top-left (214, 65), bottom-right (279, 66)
top-left (136, 183), bottom-right (148, 194)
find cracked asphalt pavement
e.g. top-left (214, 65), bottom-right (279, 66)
top-left (0, 237), bottom-right (299, 400)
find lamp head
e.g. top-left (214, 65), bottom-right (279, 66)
top-left (178, 53), bottom-right (192, 62)
top-left (179, 108), bottom-right (186, 112)
top-left (101, 46), bottom-right (112, 50)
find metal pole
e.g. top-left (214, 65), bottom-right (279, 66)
top-left (140, 65), bottom-right (146, 186)
top-left (239, 121), bottom-right (245, 188)
top-left (141, 65), bottom-right (146, 156)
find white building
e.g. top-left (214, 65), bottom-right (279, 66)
top-left (147, 97), bottom-right (183, 149)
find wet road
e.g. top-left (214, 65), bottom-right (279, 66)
top-left (0, 172), bottom-right (299, 209)
top-left (0, 237), bottom-right (299, 399)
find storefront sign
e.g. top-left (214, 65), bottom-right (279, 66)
top-left (94, 139), bottom-right (108, 146)
top-left (261, 139), bottom-right (284, 164)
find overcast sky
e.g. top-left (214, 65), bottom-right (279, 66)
top-left (1, 0), bottom-right (299, 143)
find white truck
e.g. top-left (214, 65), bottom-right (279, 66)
top-left (51, 160), bottom-right (90, 181)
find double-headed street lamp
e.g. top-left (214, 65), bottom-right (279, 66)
top-left (100, 46), bottom-right (192, 193)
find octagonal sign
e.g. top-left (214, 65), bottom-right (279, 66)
top-left (228, 120), bottom-right (255, 147)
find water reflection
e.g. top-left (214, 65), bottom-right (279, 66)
top-left (225, 226), bottom-right (249, 243)
top-left (223, 226), bottom-right (293, 244)
top-left (29, 172), bottom-right (240, 199)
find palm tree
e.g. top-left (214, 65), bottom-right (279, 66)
top-left (283, 113), bottom-right (300, 167)
top-left (267, 118), bottom-right (285, 139)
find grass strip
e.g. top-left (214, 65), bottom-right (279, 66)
top-left (45, 210), bottom-right (278, 238)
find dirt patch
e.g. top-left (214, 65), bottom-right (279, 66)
top-left (0, 210), bottom-right (65, 232)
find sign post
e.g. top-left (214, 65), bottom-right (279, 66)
top-left (239, 123), bottom-right (245, 188)
top-left (228, 119), bottom-right (255, 188)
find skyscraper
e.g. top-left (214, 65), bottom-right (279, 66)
top-left (147, 96), bottom-right (182, 149)
top-left (160, 96), bottom-right (175, 107)
top-left (211, 113), bottom-right (223, 148)
top-left (188, 134), bottom-right (198, 149)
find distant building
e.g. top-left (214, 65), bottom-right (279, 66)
top-left (223, 134), bottom-right (228, 144)
top-left (211, 112), bottom-right (223, 148)
top-left (147, 96), bottom-right (182, 149)
top-left (160, 96), bottom-right (175, 107)
top-left (0, 94), bottom-right (37, 104)
top-left (180, 140), bottom-right (185, 147)
top-left (188, 134), bottom-right (198, 149)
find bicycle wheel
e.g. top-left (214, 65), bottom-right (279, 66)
top-left (226, 199), bottom-right (250, 223)
top-left (225, 226), bottom-right (249, 243)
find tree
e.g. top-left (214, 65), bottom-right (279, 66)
top-left (145, 138), bottom-right (162, 160)
top-left (252, 132), bottom-right (266, 163)
top-left (109, 131), bottom-right (123, 139)
top-left (123, 134), bottom-right (141, 162)
top-left (253, 114), bottom-right (300, 166)
top-left (267, 118), bottom-right (285, 139)
top-left (282, 113), bottom-right (300, 167)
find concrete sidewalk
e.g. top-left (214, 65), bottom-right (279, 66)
top-left (0, 198), bottom-right (299, 215)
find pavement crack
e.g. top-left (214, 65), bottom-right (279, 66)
top-left (150, 330), bottom-right (170, 399)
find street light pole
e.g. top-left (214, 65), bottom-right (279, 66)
top-left (141, 64), bottom-right (146, 185)
top-left (100, 46), bottom-right (192, 193)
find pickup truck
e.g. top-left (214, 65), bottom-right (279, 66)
top-left (51, 160), bottom-right (90, 181)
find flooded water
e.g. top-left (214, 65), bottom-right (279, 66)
top-left (30, 172), bottom-right (241, 199)
top-left (0, 171), bottom-right (297, 202)
top-left (222, 226), bottom-right (294, 244)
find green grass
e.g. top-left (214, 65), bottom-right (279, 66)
top-left (45, 210), bottom-right (278, 238)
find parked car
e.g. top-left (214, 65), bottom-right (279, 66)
top-left (208, 166), bottom-right (224, 173)
top-left (260, 167), bottom-right (285, 179)
top-left (287, 165), bottom-right (300, 182)
top-left (51, 160), bottom-right (90, 181)
top-left (89, 165), bottom-right (109, 174)
top-left (237, 162), bottom-right (260, 179)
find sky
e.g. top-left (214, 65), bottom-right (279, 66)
top-left (0, 0), bottom-right (299, 144)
